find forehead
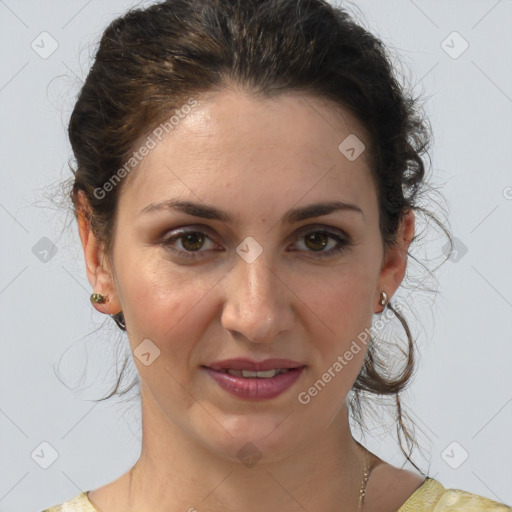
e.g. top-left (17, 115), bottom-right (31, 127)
top-left (118, 89), bottom-right (375, 218)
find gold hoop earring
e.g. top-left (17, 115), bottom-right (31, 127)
top-left (111, 311), bottom-right (126, 331)
top-left (90, 293), bottom-right (108, 304)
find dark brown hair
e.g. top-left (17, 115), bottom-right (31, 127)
top-left (66, 0), bottom-right (453, 474)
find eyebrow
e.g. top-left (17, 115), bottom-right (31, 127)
top-left (139, 199), bottom-right (364, 223)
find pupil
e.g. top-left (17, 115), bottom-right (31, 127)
top-left (305, 233), bottom-right (328, 251)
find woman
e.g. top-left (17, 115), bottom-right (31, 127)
top-left (40, 0), bottom-right (511, 510)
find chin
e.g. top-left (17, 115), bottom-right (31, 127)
top-left (198, 412), bottom-right (309, 465)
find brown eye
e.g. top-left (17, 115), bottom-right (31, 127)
top-left (180, 232), bottom-right (206, 251)
top-left (161, 229), bottom-right (218, 259)
top-left (161, 227), bottom-right (353, 261)
top-left (293, 228), bottom-right (354, 259)
top-left (304, 232), bottom-right (329, 251)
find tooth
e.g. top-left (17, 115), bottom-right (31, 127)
top-left (240, 370), bottom-right (258, 378)
top-left (224, 369), bottom-right (291, 378)
top-left (243, 369), bottom-right (277, 378)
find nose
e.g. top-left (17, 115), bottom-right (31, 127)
top-left (220, 252), bottom-right (295, 344)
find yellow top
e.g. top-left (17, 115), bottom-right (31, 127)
top-left (40, 477), bottom-right (511, 512)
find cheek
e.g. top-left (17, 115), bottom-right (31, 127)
top-left (307, 264), bottom-right (375, 333)
top-left (293, 276), bottom-right (373, 421)
top-left (303, 267), bottom-right (375, 375)
top-left (116, 255), bottom-right (218, 358)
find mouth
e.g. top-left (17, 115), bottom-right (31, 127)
top-left (201, 365), bottom-right (306, 400)
top-left (203, 367), bottom-right (301, 378)
top-left (204, 357), bottom-right (305, 372)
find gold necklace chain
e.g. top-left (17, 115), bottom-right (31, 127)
top-left (358, 454), bottom-right (373, 511)
top-left (126, 451), bottom-right (375, 510)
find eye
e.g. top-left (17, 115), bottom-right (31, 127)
top-left (292, 228), bottom-right (353, 259)
top-left (161, 229), bottom-right (219, 259)
top-left (160, 226), bottom-right (354, 260)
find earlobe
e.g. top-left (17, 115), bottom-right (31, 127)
top-left (76, 191), bottom-right (121, 316)
top-left (375, 209), bottom-right (415, 312)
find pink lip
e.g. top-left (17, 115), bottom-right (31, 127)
top-left (206, 358), bottom-right (304, 372)
top-left (203, 366), bottom-right (306, 400)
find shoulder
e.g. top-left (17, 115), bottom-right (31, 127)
top-left (365, 462), bottom-right (432, 511)
top-left (434, 486), bottom-right (512, 511)
top-left (397, 477), bottom-right (512, 511)
top-left (365, 461), bottom-right (511, 512)
top-left (38, 492), bottom-right (96, 512)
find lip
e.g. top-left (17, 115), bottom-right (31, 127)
top-left (203, 366), bottom-right (306, 400)
top-left (205, 358), bottom-right (304, 372)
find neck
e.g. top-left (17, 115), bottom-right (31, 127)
top-left (123, 384), bottom-right (376, 512)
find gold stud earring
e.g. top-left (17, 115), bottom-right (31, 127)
top-left (90, 293), bottom-right (108, 304)
top-left (89, 293), bottom-right (125, 331)
top-left (379, 291), bottom-right (388, 307)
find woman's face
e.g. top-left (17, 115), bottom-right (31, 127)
top-left (88, 90), bottom-right (413, 462)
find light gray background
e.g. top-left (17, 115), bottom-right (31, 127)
top-left (1, 0), bottom-right (511, 511)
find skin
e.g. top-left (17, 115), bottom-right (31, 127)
top-left (78, 89), bottom-right (423, 512)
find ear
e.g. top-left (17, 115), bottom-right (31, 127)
top-left (374, 208), bottom-right (415, 313)
top-left (76, 191), bottom-right (122, 316)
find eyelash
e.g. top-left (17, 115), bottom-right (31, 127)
top-left (160, 227), bottom-right (354, 260)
